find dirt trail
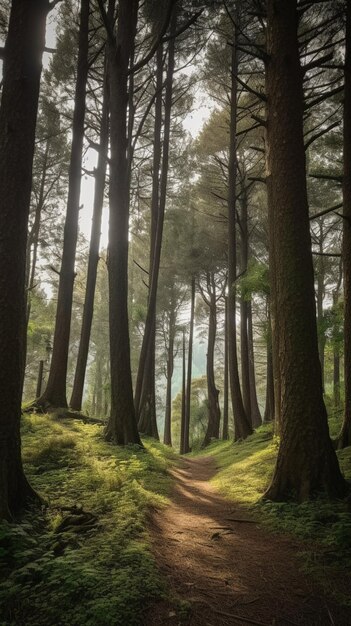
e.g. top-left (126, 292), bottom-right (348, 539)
top-left (145, 457), bottom-right (350, 626)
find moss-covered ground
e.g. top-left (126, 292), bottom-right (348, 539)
top-left (1, 410), bottom-right (350, 623)
top-left (0, 414), bottom-right (177, 626)
top-left (192, 418), bottom-right (351, 605)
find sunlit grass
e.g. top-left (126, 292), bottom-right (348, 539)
top-left (0, 414), bottom-right (177, 626)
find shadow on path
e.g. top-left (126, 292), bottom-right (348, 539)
top-left (144, 457), bottom-right (350, 626)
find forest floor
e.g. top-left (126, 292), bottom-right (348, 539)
top-left (145, 455), bottom-right (351, 626)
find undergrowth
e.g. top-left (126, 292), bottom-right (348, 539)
top-left (0, 414), bottom-right (177, 626)
top-left (194, 421), bottom-right (351, 605)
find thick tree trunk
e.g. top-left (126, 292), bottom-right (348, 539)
top-left (222, 297), bottom-right (229, 440)
top-left (339, 0), bottom-right (351, 448)
top-left (70, 67), bottom-right (109, 411)
top-left (38, 0), bottom-right (90, 409)
top-left (264, 0), bottom-right (346, 501)
top-left (163, 309), bottom-right (175, 446)
top-left (203, 286), bottom-right (221, 447)
top-left (247, 301), bottom-right (262, 427)
top-left (183, 276), bottom-right (195, 453)
top-left (104, 0), bottom-right (141, 445)
top-left (228, 35), bottom-right (252, 441)
top-left (0, 0), bottom-right (49, 519)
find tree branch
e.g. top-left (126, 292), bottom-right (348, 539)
top-left (309, 203), bottom-right (343, 220)
top-left (129, 0), bottom-right (176, 75)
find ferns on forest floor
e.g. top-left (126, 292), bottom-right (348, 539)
top-left (0, 414), bottom-right (177, 626)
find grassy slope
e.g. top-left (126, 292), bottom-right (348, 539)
top-left (193, 420), bottom-right (351, 604)
top-left (0, 414), bottom-right (177, 626)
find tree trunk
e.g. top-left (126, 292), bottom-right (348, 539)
top-left (203, 282), bottom-right (221, 447)
top-left (26, 139), bottom-right (50, 324)
top-left (264, 0), bottom-right (346, 501)
top-left (0, 0), bottom-right (49, 519)
top-left (163, 308), bottom-right (175, 446)
top-left (183, 276), bottom-right (195, 453)
top-left (38, 0), bottom-right (90, 409)
top-left (137, 12), bottom-right (176, 436)
top-left (70, 65), bottom-right (109, 411)
top-left (228, 32), bottom-right (252, 441)
top-left (264, 310), bottom-right (274, 423)
top-left (104, 0), bottom-right (141, 445)
top-left (316, 223), bottom-right (326, 391)
top-left (222, 297), bottom-right (229, 439)
top-left (95, 354), bottom-right (103, 417)
top-left (134, 44), bottom-right (163, 434)
top-left (247, 301), bottom-right (262, 427)
top-left (339, 0), bottom-right (351, 448)
top-left (239, 186), bottom-right (252, 422)
top-left (180, 329), bottom-right (187, 454)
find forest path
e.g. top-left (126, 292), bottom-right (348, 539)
top-left (145, 456), bottom-right (349, 626)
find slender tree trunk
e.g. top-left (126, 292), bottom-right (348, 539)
top-left (222, 297), bottom-right (229, 439)
top-left (247, 301), bottom-right (262, 427)
top-left (239, 187), bottom-right (252, 422)
top-left (203, 283), bottom-right (221, 447)
top-left (137, 13), bottom-right (176, 436)
top-left (264, 310), bottom-right (274, 423)
top-left (264, 0), bottom-right (346, 501)
top-left (0, 0), bottom-right (49, 519)
top-left (339, 0), bottom-right (351, 448)
top-left (104, 0), bottom-right (141, 445)
top-left (163, 309), bottom-right (175, 446)
top-left (180, 329), bottom-right (186, 454)
top-left (70, 66), bottom-right (109, 411)
top-left (134, 45), bottom-right (163, 430)
top-left (38, 0), bottom-right (90, 409)
top-left (228, 32), bottom-right (252, 441)
top-left (26, 140), bottom-right (50, 324)
top-left (316, 223), bottom-right (326, 391)
top-left (183, 276), bottom-right (195, 453)
top-left (95, 354), bottom-right (103, 417)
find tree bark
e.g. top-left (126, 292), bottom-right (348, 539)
top-left (263, 310), bottom-right (274, 423)
top-left (316, 222), bottom-right (326, 391)
top-left (180, 329), bottom-right (187, 453)
top-left (203, 277), bottom-right (221, 447)
top-left (104, 0), bottom-right (141, 445)
top-left (38, 0), bottom-right (90, 409)
top-left (228, 31), bottom-right (252, 441)
top-left (222, 296), bottom-right (229, 439)
top-left (0, 0), bottom-right (49, 519)
top-left (183, 276), bottom-right (195, 453)
top-left (247, 301), bottom-right (262, 427)
top-left (137, 12), bottom-right (176, 437)
top-left (163, 307), bottom-right (175, 446)
top-left (70, 64), bottom-right (109, 411)
top-left (339, 0), bottom-right (351, 448)
top-left (264, 0), bottom-right (347, 501)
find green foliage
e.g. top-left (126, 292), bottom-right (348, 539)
top-left (0, 415), bottom-right (177, 625)
top-left (239, 259), bottom-right (270, 300)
